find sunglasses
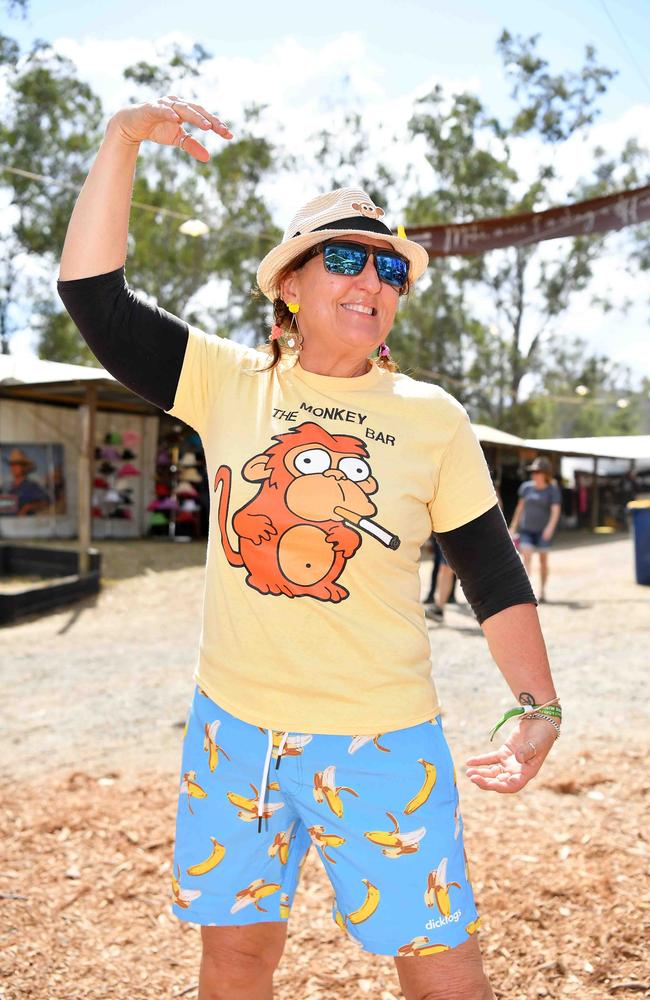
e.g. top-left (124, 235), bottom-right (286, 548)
top-left (307, 240), bottom-right (409, 292)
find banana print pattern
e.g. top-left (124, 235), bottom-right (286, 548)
top-left (364, 811), bottom-right (426, 857)
top-left (172, 685), bottom-right (480, 956)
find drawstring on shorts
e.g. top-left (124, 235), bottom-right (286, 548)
top-left (257, 730), bottom-right (289, 833)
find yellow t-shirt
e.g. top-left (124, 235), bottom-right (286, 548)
top-left (166, 327), bottom-right (497, 735)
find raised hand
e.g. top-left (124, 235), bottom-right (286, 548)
top-left (108, 95), bottom-right (233, 162)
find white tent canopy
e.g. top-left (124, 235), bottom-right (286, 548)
top-left (0, 355), bottom-right (112, 386)
top-left (526, 436), bottom-right (650, 461)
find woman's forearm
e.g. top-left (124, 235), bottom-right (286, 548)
top-left (509, 500), bottom-right (523, 532)
top-left (546, 504), bottom-right (562, 535)
top-left (59, 120), bottom-right (140, 280)
top-left (481, 603), bottom-right (558, 705)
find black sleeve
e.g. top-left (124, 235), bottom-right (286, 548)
top-left (436, 503), bottom-right (537, 625)
top-left (56, 266), bottom-right (189, 411)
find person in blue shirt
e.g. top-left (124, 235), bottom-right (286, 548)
top-left (509, 457), bottom-right (562, 603)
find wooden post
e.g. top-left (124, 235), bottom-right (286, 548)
top-left (591, 456), bottom-right (599, 530)
top-left (78, 385), bottom-right (97, 573)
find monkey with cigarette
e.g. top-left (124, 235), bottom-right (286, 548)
top-left (213, 421), bottom-right (399, 603)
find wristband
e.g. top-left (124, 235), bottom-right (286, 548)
top-left (489, 698), bottom-right (561, 741)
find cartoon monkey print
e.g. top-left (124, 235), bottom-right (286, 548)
top-left (351, 201), bottom-right (385, 220)
top-left (213, 421), bottom-right (397, 603)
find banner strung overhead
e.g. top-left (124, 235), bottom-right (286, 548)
top-left (408, 184), bottom-right (650, 258)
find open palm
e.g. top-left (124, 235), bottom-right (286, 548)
top-left (464, 719), bottom-right (557, 794)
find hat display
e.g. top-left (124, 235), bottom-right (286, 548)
top-left (154, 496), bottom-right (178, 511)
top-left (256, 187), bottom-right (430, 301)
top-left (179, 467), bottom-right (202, 483)
top-left (527, 457), bottom-right (553, 474)
top-left (4, 447), bottom-right (36, 472)
top-left (180, 498), bottom-right (200, 512)
top-left (180, 452), bottom-right (200, 467)
top-left (117, 463), bottom-right (140, 477)
top-left (149, 511), bottom-right (169, 527)
top-left (175, 482), bottom-right (199, 498)
top-left (91, 427), bottom-right (143, 529)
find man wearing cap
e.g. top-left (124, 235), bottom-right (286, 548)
top-left (510, 457), bottom-right (562, 602)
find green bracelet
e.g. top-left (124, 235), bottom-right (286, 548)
top-left (489, 702), bottom-right (562, 741)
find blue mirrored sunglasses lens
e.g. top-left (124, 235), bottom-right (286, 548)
top-left (376, 253), bottom-right (408, 287)
top-left (323, 244), bottom-right (366, 275)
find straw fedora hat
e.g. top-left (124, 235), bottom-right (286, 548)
top-left (4, 447), bottom-right (36, 472)
top-left (257, 187), bottom-right (430, 301)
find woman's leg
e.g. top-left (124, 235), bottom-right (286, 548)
top-left (539, 550), bottom-right (549, 601)
top-left (395, 935), bottom-right (494, 1000)
top-left (199, 922), bottom-right (288, 1000)
top-left (434, 563), bottom-right (455, 610)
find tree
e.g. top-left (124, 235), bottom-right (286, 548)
top-left (0, 33), bottom-right (282, 359)
top-left (399, 33), bottom-right (649, 433)
top-left (527, 336), bottom-right (644, 437)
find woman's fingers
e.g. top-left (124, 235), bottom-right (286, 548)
top-left (162, 95), bottom-right (232, 138)
top-left (175, 130), bottom-right (211, 164)
top-left (468, 770), bottom-right (525, 794)
top-left (465, 750), bottom-right (503, 767)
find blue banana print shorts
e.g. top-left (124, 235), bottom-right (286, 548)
top-left (171, 684), bottom-right (480, 956)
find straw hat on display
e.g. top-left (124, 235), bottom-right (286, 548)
top-left (4, 448), bottom-right (36, 473)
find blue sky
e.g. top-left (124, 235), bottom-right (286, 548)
top-left (5, 0), bottom-right (650, 383)
top-left (9, 0), bottom-right (650, 118)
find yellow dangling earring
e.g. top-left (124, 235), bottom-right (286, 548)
top-left (285, 302), bottom-right (302, 352)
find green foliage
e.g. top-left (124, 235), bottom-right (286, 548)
top-left (403, 33), bottom-right (648, 428)
top-left (497, 31), bottom-right (616, 142)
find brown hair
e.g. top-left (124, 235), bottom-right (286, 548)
top-left (256, 242), bottom-right (406, 374)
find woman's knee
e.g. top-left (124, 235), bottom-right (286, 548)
top-left (200, 921), bottom-right (287, 991)
top-left (394, 935), bottom-right (494, 1000)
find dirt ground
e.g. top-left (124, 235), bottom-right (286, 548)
top-left (1, 532), bottom-right (649, 999)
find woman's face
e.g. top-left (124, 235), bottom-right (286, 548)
top-left (531, 470), bottom-right (548, 486)
top-left (281, 237), bottom-right (402, 358)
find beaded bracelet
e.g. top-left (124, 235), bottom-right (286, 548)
top-left (489, 698), bottom-right (562, 741)
top-left (521, 712), bottom-right (561, 739)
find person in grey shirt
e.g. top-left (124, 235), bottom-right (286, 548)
top-left (510, 457), bottom-right (562, 602)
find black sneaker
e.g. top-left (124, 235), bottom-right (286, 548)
top-left (425, 604), bottom-right (444, 623)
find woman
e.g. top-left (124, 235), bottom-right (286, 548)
top-left (58, 96), bottom-right (562, 1000)
top-left (510, 457), bottom-right (562, 603)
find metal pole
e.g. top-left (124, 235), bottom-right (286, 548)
top-left (78, 385), bottom-right (97, 573)
top-left (591, 456), bottom-right (599, 530)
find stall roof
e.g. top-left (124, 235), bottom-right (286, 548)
top-left (473, 424), bottom-right (526, 447)
top-left (525, 436), bottom-right (650, 461)
top-left (0, 354), bottom-right (161, 415)
top-left (0, 354), bottom-right (111, 385)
